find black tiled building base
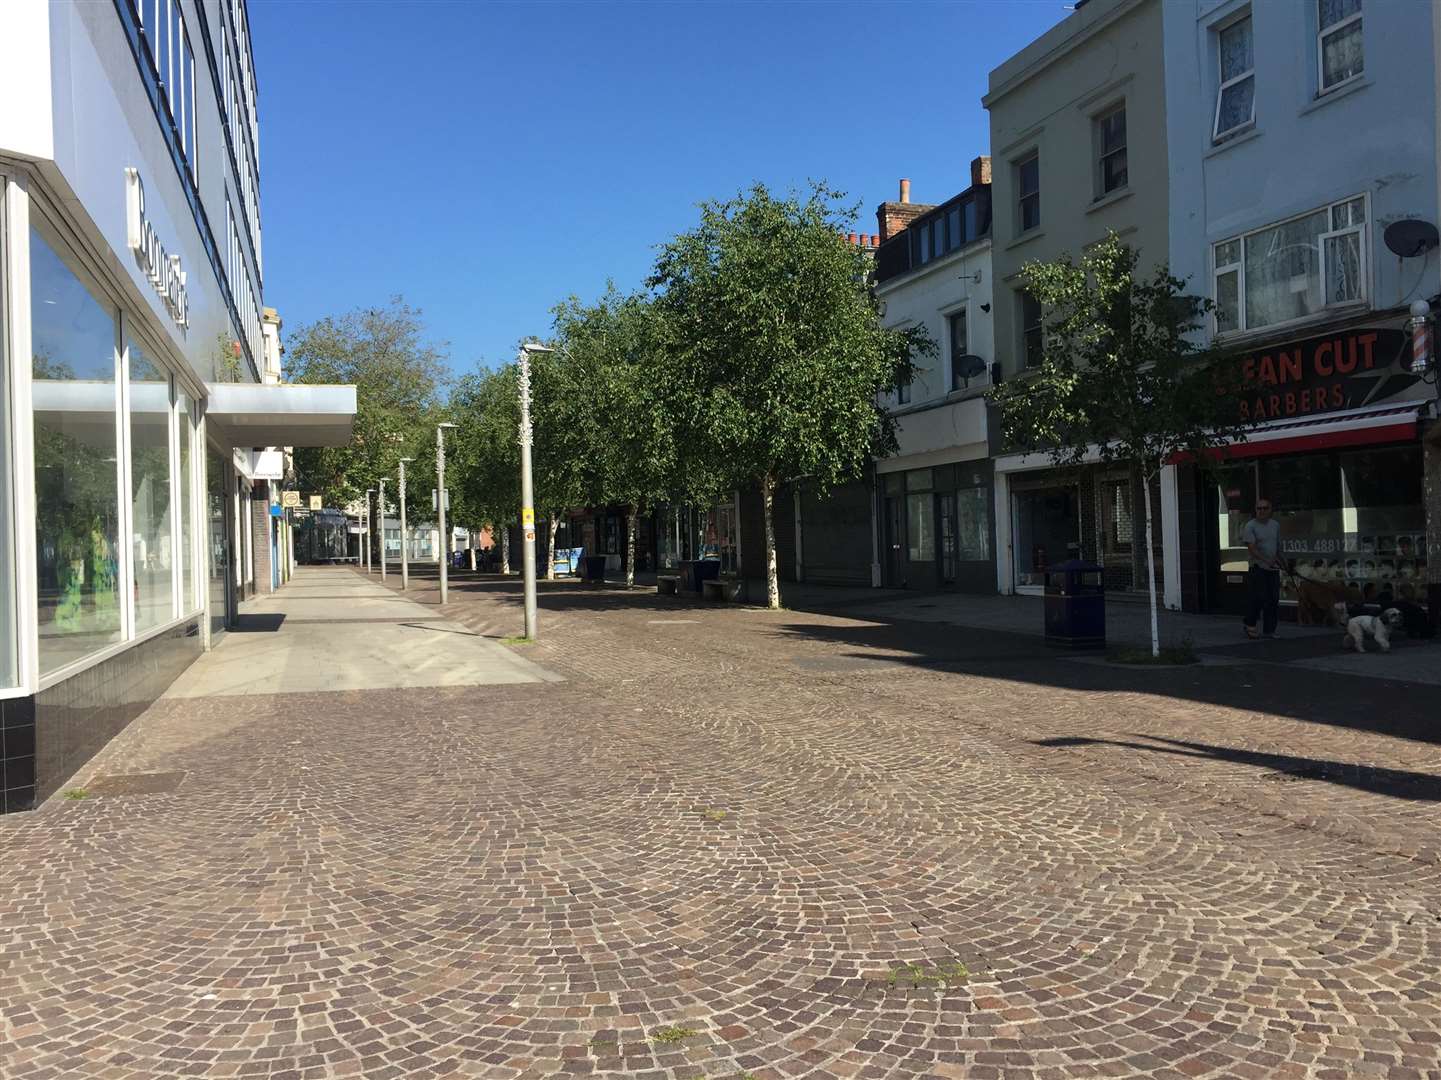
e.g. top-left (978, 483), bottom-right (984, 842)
top-left (1, 695), bottom-right (37, 812)
top-left (0, 620), bottom-right (203, 813)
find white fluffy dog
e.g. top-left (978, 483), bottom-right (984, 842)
top-left (1343, 608), bottom-right (1403, 653)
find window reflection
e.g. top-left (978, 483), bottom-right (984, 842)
top-left (128, 340), bottom-right (174, 632)
top-left (31, 225), bottom-right (123, 673)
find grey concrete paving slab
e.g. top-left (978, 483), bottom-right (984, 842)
top-left (163, 567), bottom-right (559, 697)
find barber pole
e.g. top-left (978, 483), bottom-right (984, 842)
top-left (1410, 299), bottom-right (1432, 376)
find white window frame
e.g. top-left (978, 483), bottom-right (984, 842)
top-left (1211, 193), bottom-right (1370, 338)
top-left (1094, 102), bottom-right (1127, 198)
top-left (1016, 152), bottom-right (1040, 234)
top-left (1317, 0), bottom-right (1363, 96)
top-left (1212, 13), bottom-right (1256, 143)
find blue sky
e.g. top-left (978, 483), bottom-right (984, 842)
top-left (251, 0), bottom-right (1068, 379)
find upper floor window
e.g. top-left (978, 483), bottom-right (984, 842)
top-left (1096, 105), bottom-right (1127, 196)
top-left (1212, 194), bottom-right (1368, 335)
top-left (138, 0), bottom-right (197, 181)
top-left (897, 374), bottom-right (912, 406)
top-left (1318, 0), bottom-right (1363, 93)
top-left (1214, 14), bottom-right (1255, 141)
top-left (1020, 290), bottom-right (1044, 368)
top-left (948, 310), bottom-right (970, 392)
top-left (1017, 154), bottom-right (1040, 233)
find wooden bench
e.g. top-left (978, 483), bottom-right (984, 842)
top-left (702, 578), bottom-right (744, 603)
top-left (656, 575), bottom-right (680, 596)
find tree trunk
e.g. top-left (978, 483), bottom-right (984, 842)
top-left (762, 474), bottom-right (780, 609)
top-left (501, 526), bottom-right (511, 575)
top-left (469, 543), bottom-right (476, 571)
top-left (1142, 466), bottom-right (1160, 658)
top-left (626, 504), bottom-right (638, 587)
top-left (546, 514), bottom-right (559, 581)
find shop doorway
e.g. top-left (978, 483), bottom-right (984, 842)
top-left (883, 496), bottom-right (906, 587)
top-left (938, 492), bottom-right (958, 585)
top-left (206, 448), bottom-right (234, 639)
top-left (1012, 486), bottom-right (1079, 591)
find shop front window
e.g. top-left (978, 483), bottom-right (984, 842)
top-left (177, 391), bottom-right (196, 611)
top-left (955, 486), bottom-right (990, 561)
top-left (31, 224), bottom-right (123, 674)
top-left (906, 493), bottom-right (935, 562)
top-left (1013, 486), bottom-right (1077, 587)
top-left (1215, 448), bottom-right (1425, 606)
top-left (128, 340), bottom-right (174, 634)
top-left (0, 185), bottom-right (14, 688)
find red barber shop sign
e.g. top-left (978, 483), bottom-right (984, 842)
top-left (1226, 327), bottom-right (1419, 421)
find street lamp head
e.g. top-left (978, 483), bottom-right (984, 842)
top-left (437, 421), bottom-right (458, 431)
top-left (399, 456), bottom-right (415, 463)
top-left (520, 340), bottom-right (554, 356)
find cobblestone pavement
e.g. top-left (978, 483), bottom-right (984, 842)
top-left (4, 568), bottom-right (1441, 1080)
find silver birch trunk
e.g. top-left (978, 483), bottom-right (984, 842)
top-left (626, 505), bottom-right (637, 587)
top-left (546, 514), bottom-right (559, 581)
top-left (501, 526), bottom-right (511, 575)
top-left (763, 475), bottom-right (780, 609)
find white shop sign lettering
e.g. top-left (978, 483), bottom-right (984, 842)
top-left (125, 168), bottom-right (189, 330)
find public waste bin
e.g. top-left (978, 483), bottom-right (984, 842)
top-left (1043, 559), bottom-right (1105, 649)
top-left (680, 559), bottom-right (721, 593)
top-left (583, 555), bottom-right (607, 582)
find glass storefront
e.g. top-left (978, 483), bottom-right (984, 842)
top-left (0, 184), bottom-right (14, 688)
top-left (127, 339), bottom-right (174, 634)
top-left (177, 391), bottom-right (196, 611)
top-left (1012, 485), bottom-right (1079, 588)
top-left (884, 466), bottom-right (993, 590)
top-left (1215, 444), bottom-right (1426, 606)
top-left (31, 223), bottom-right (123, 674)
top-left (207, 447), bottom-right (231, 638)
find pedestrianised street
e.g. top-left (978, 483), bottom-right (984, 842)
top-left (3, 568), bottom-right (1440, 1079)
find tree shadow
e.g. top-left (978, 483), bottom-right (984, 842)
top-left (764, 617), bottom-right (1441, 748)
top-left (231, 613), bottom-right (286, 633)
top-left (1033, 733), bottom-right (1441, 802)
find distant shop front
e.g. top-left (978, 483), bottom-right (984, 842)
top-left (1177, 321), bottom-right (1432, 618)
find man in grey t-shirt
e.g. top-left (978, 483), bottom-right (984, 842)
top-left (1242, 498), bottom-right (1282, 638)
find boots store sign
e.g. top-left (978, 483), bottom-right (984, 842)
top-left (125, 169), bottom-right (189, 330)
top-left (1226, 326), bottom-right (1418, 422)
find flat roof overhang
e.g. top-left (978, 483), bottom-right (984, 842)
top-left (205, 383), bottom-right (357, 448)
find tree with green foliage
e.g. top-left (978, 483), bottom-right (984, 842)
top-left (551, 288), bottom-right (678, 586)
top-left (446, 366), bottom-right (521, 572)
top-left (286, 298), bottom-right (449, 520)
top-left (988, 233), bottom-right (1248, 657)
top-left (650, 183), bottom-right (926, 608)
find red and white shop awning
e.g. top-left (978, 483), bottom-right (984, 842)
top-left (1173, 400), bottom-right (1428, 463)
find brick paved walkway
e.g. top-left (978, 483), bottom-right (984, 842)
top-left (3, 567), bottom-right (1441, 1080)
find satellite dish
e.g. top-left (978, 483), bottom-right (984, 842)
top-left (954, 354), bottom-right (987, 379)
top-left (1384, 219), bottom-right (1439, 258)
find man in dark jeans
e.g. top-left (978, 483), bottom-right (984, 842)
top-left (1243, 498), bottom-right (1282, 639)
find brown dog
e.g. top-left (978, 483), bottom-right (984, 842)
top-left (1287, 562), bottom-right (1354, 626)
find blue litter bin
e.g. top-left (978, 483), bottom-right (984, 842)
top-left (1043, 559), bottom-right (1105, 649)
top-left (680, 559), bottom-right (721, 593)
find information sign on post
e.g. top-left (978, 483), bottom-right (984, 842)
top-left (309, 495), bottom-right (322, 511)
top-left (281, 490), bottom-right (301, 509)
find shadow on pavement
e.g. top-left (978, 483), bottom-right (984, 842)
top-left (1034, 733), bottom-right (1441, 802)
top-left (231, 613), bottom-right (286, 632)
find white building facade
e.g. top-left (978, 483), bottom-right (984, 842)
top-left (872, 165), bottom-right (999, 592)
top-left (0, 1), bottom-right (353, 812)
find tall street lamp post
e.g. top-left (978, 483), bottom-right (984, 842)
top-left (377, 478), bottom-right (388, 582)
top-left (436, 422), bottom-right (457, 605)
top-left (365, 488), bottom-right (376, 572)
top-left (398, 457), bottom-right (414, 591)
top-left (517, 342), bottom-right (548, 641)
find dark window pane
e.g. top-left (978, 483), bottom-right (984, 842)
top-left (947, 208), bottom-right (961, 249)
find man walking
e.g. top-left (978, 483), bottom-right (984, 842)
top-left (1243, 497), bottom-right (1282, 639)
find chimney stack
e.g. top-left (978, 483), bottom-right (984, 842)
top-left (970, 156), bottom-right (992, 188)
top-left (899, 178), bottom-right (911, 204)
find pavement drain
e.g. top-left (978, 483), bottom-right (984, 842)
top-left (84, 771), bottom-right (187, 796)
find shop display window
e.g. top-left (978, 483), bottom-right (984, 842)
top-left (0, 186), bottom-right (14, 688)
top-left (1214, 446), bottom-right (1425, 606)
top-left (177, 390), bottom-right (196, 611)
top-left (31, 224), bottom-right (123, 673)
top-left (128, 339), bottom-right (174, 634)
